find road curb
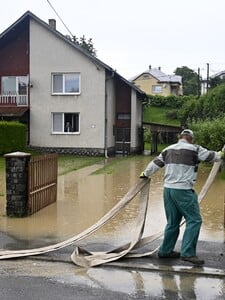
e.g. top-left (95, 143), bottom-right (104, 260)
top-left (28, 254), bottom-right (225, 278)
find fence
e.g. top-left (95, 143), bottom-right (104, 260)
top-left (28, 154), bottom-right (58, 215)
top-left (0, 94), bottom-right (28, 106)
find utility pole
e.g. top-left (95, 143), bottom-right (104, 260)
top-left (198, 67), bottom-right (201, 97)
top-left (206, 63), bottom-right (209, 93)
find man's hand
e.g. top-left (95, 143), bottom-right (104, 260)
top-left (139, 171), bottom-right (148, 178)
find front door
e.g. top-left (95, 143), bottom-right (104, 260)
top-left (115, 113), bottom-right (131, 155)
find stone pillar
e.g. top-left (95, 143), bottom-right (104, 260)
top-left (4, 152), bottom-right (31, 217)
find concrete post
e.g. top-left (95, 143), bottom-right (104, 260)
top-left (4, 152), bottom-right (31, 217)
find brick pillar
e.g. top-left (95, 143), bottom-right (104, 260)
top-left (4, 152), bottom-right (31, 217)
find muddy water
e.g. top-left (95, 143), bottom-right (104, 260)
top-left (0, 156), bottom-right (224, 247)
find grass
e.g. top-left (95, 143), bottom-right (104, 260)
top-left (92, 156), bottom-right (128, 175)
top-left (143, 106), bottom-right (180, 126)
top-left (144, 142), bottom-right (171, 152)
top-left (143, 105), bottom-right (180, 151)
top-left (0, 157), bottom-right (5, 167)
top-left (57, 155), bottom-right (102, 175)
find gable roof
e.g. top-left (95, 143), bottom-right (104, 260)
top-left (130, 68), bottom-right (182, 84)
top-left (0, 11), bottom-right (146, 98)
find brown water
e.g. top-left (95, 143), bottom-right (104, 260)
top-left (0, 156), bottom-right (224, 247)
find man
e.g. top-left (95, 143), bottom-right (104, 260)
top-left (140, 129), bottom-right (224, 265)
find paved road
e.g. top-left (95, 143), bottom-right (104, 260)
top-left (0, 276), bottom-right (136, 300)
top-left (0, 238), bottom-right (224, 299)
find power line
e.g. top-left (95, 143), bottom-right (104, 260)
top-left (46, 0), bottom-right (74, 37)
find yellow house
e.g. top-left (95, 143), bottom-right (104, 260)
top-left (131, 66), bottom-right (183, 96)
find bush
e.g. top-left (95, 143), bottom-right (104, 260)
top-left (179, 84), bottom-right (225, 125)
top-left (0, 121), bottom-right (26, 155)
top-left (143, 127), bottom-right (151, 143)
top-left (147, 94), bottom-right (194, 109)
top-left (191, 116), bottom-right (225, 150)
top-left (165, 109), bottom-right (178, 120)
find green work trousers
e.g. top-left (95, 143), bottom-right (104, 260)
top-left (159, 187), bottom-right (202, 257)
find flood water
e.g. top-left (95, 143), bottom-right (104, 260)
top-left (0, 156), bottom-right (224, 246)
top-left (0, 156), bottom-right (224, 299)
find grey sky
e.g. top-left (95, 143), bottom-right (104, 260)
top-left (1, 0), bottom-right (225, 79)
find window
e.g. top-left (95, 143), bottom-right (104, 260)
top-left (52, 113), bottom-right (80, 133)
top-left (1, 76), bottom-right (28, 95)
top-left (152, 85), bottom-right (162, 94)
top-left (117, 113), bottom-right (131, 120)
top-left (52, 73), bottom-right (80, 94)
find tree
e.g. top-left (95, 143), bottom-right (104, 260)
top-left (209, 75), bottom-right (225, 89)
top-left (72, 35), bottom-right (97, 57)
top-left (174, 66), bottom-right (200, 96)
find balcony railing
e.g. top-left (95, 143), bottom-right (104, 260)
top-left (0, 94), bottom-right (28, 106)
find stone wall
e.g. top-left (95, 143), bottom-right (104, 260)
top-left (28, 146), bottom-right (115, 157)
top-left (4, 152), bottom-right (31, 217)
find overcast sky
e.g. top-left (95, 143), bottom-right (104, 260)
top-left (1, 0), bottom-right (225, 79)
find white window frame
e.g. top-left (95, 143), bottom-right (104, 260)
top-left (52, 112), bottom-right (80, 134)
top-left (1, 76), bottom-right (28, 95)
top-left (52, 73), bottom-right (81, 95)
top-left (152, 85), bottom-right (162, 94)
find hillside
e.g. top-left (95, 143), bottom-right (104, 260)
top-left (143, 106), bottom-right (180, 126)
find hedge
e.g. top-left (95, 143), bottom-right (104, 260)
top-left (0, 121), bottom-right (26, 155)
top-left (147, 94), bottom-right (196, 109)
top-left (179, 84), bottom-right (225, 125)
top-left (191, 116), bottom-right (225, 151)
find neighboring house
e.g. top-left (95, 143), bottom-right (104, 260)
top-left (131, 66), bottom-right (183, 96)
top-left (0, 11), bottom-right (146, 156)
top-left (201, 70), bottom-right (225, 95)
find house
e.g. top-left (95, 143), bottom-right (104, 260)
top-left (201, 70), bottom-right (225, 95)
top-left (131, 66), bottom-right (183, 96)
top-left (0, 11), bottom-right (147, 156)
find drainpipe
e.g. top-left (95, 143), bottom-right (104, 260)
top-left (104, 70), bottom-right (115, 158)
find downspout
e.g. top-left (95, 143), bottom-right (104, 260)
top-left (104, 70), bottom-right (115, 158)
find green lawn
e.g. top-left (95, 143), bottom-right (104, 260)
top-left (57, 155), bottom-right (102, 175)
top-left (143, 106), bottom-right (180, 126)
top-left (143, 106), bottom-right (181, 151)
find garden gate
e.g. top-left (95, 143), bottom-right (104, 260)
top-left (28, 154), bottom-right (58, 215)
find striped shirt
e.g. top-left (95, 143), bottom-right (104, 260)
top-left (144, 139), bottom-right (221, 189)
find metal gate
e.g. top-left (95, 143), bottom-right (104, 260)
top-left (115, 128), bottom-right (131, 155)
top-left (28, 154), bottom-right (58, 215)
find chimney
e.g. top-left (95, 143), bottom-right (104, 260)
top-left (49, 19), bottom-right (56, 30)
top-left (149, 65), bottom-right (151, 70)
top-left (158, 66), bottom-right (161, 70)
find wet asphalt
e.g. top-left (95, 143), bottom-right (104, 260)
top-left (0, 232), bottom-right (224, 299)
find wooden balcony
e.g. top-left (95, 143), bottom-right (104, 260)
top-left (0, 94), bottom-right (28, 106)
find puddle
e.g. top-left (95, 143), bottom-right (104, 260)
top-left (1, 258), bottom-right (224, 299)
top-left (0, 156), bottom-right (224, 246)
top-left (54, 267), bottom-right (225, 299)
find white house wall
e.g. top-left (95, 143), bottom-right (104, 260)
top-left (29, 19), bottom-right (106, 150)
top-left (105, 75), bottom-right (116, 149)
top-left (131, 90), bottom-right (142, 151)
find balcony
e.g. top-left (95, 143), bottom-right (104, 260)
top-left (0, 94), bottom-right (28, 106)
